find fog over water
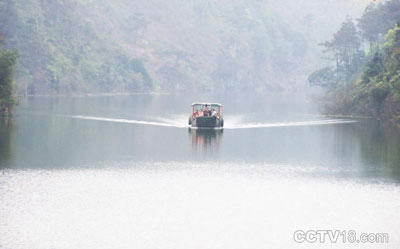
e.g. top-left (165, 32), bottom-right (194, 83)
top-left (2, 0), bottom-right (369, 93)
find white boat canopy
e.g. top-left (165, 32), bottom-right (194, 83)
top-left (191, 102), bottom-right (223, 107)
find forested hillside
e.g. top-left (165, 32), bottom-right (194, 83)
top-left (309, 0), bottom-right (400, 124)
top-left (0, 0), bottom-right (366, 95)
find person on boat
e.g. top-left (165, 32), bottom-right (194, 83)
top-left (204, 105), bottom-right (211, 117)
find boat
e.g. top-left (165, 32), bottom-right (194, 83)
top-left (188, 103), bottom-right (224, 128)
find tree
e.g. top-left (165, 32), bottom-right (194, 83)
top-left (0, 46), bottom-right (18, 114)
top-left (358, 3), bottom-right (384, 50)
top-left (320, 18), bottom-right (364, 84)
top-left (358, 0), bottom-right (400, 50)
top-left (361, 52), bottom-right (384, 84)
top-left (383, 24), bottom-right (400, 80)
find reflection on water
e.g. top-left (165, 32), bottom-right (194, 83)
top-left (189, 128), bottom-right (223, 155)
top-left (1, 95), bottom-right (400, 249)
top-left (0, 117), bottom-right (14, 165)
top-left (356, 121), bottom-right (400, 181)
top-left (0, 95), bottom-right (399, 184)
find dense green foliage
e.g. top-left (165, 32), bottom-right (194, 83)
top-left (0, 43), bottom-right (17, 114)
top-left (348, 25), bottom-right (400, 120)
top-left (0, 0), bottom-right (155, 94)
top-left (310, 0), bottom-right (400, 124)
top-left (0, 0), bottom-right (366, 94)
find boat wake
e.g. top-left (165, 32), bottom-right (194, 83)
top-left (62, 114), bottom-right (357, 129)
top-left (64, 115), bottom-right (188, 128)
top-left (224, 119), bottom-right (357, 129)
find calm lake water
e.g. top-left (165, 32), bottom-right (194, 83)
top-left (1, 93), bottom-right (400, 249)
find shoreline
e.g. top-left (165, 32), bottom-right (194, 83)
top-left (17, 92), bottom-right (171, 98)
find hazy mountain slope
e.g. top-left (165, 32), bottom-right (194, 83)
top-left (0, 0), bottom-right (368, 94)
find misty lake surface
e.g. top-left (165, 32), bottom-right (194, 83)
top-left (1, 94), bottom-right (400, 249)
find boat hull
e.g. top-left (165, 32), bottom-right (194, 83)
top-left (189, 116), bottom-right (224, 128)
